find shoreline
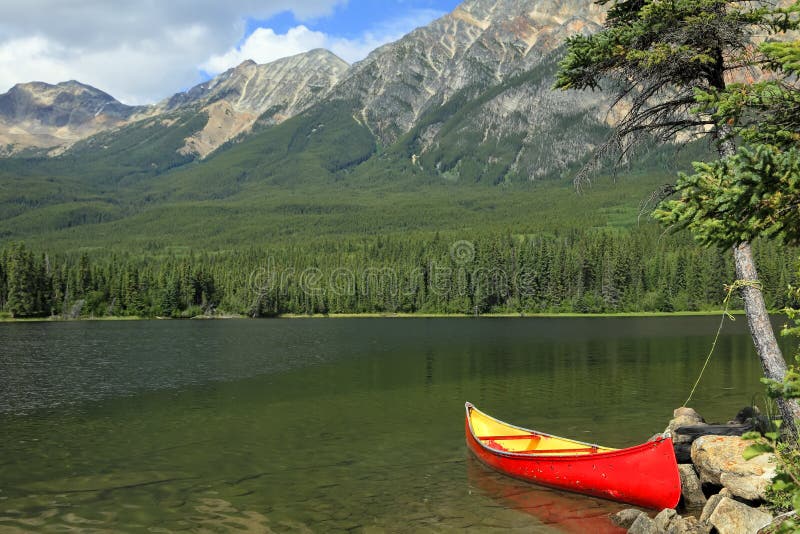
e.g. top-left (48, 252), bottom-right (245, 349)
top-left (0, 310), bottom-right (748, 323)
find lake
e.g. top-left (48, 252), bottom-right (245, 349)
top-left (0, 317), bottom-right (791, 532)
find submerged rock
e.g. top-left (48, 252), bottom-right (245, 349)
top-left (706, 497), bottom-right (772, 534)
top-left (691, 435), bottom-right (776, 501)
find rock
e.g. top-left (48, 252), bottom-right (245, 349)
top-left (612, 508), bottom-right (645, 529)
top-left (678, 464), bottom-right (707, 509)
top-left (628, 513), bottom-right (658, 534)
top-left (719, 471), bottom-right (772, 502)
top-left (674, 423), bottom-right (753, 440)
top-left (691, 435), bottom-right (776, 501)
top-left (666, 515), bottom-right (712, 534)
top-left (699, 493), bottom-right (725, 523)
top-left (654, 508), bottom-right (677, 530)
top-left (707, 497), bottom-right (772, 534)
top-left (667, 407), bottom-right (707, 444)
top-left (674, 443), bottom-right (693, 464)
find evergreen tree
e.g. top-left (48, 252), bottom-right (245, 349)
top-left (556, 0), bottom-right (800, 434)
top-left (6, 243), bottom-right (36, 317)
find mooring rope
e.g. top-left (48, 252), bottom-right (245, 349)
top-left (682, 279), bottom-right (763, 408)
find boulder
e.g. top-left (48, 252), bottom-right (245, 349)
top-left (654, 508), bottom-right (677, 531)
top-left (699, 493), bottom-right (725, 523)
top-left (666, 516), bottom-right (712, 534)
top-left (612, 508), bottom-right (645, 529)
top-left (628, 513), bottom-right (658, 534)
top-left (707, 497), bottom-right (772, 534)
top-left (667, 407), bottom-right (706, 444)
top-left (691, 435), bottom-right (776, 500)
top-left (678, 464), bottom-right (707, 509)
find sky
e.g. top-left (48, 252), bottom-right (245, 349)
top-left (0, 0), bottom-right (461, 105)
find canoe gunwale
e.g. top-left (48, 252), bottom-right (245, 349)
top-left (465, 402), bottom-right (669, 461)
top-left (464, 402), bottom-right (682, 509)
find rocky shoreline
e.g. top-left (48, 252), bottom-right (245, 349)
top-left (610, 407), bottom-right (784, 534)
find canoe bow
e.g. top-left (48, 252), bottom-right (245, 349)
top-left (465, 402), bottom-right (681, 509)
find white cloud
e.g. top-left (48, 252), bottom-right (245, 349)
top-left (201, 26), bottom-right (329, 74)
top-left (0, 3), bottom-right (448, 104)
top-left (0, 0), bottom-right (347, 104)
top-left (202, 8), bottom-right (447, 74)
top-left (0, 26), bottom-right (217, 105)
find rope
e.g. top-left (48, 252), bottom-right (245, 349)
top-left (683, 279), bottom-right (763, 407)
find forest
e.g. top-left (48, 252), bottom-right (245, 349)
top-left (1, 225), bottom-right (796, 319)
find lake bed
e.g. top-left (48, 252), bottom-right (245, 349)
top-left (0, 317), bottom-right (786, 532)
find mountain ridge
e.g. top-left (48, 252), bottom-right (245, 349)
top-left (331, 0), bottom-right (606, 145)
top-left (0, 48), bottom-right (350, 157)
top-left (0, 80), bottom-right (139, 155)
top-left (0, 0), bottom-right (618, 186)
top-left (0, 0), bottom-right (724, 253)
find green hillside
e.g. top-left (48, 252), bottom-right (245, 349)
top-left (3, 58), bottom-right (793, 320)
top-left (0, 77), bottom-right (705, 253)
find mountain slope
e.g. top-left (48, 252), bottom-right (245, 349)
top-left (153, 48), bottom-right (349, 158)
top-left (0, 0), bottom-right (678, 249)
top-left (172, 0), bottom-right (612, 186)
top-left (329, 0), bottom-right (605, 146)
top-left (0, 49), bottom-right (349, 159)
top-left (0, 81), bottom-right (141, 156)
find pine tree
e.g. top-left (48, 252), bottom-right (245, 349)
top-left (6, 243), bottom-right (36, 318)
top-left (557, 0), bottom-right (800, 435)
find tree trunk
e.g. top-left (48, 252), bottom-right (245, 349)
top-left (733, 243), bottom-right (800, 438)
top-left (718, 131), bottom-right (800, 438)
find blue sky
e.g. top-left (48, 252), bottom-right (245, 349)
top-left (200, 0), bottom-right (463, 76)
top-left (246, 0), bottom-right (461, 40)
top-left (0, 0), bottom-right (463, 104)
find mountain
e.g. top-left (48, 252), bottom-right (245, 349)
top-left (0, 81), bottom-right (141, 156)
top-left (0, 0), bottom-right (612, 182)
top-left (318, 0), bottom-right (612, 183)
top-left (0, 49), bottom-right (349, 158)
top-left (151, 48), bottom-right (349, 158)
top-left (331, 0), bottom-right (606, 145)
top-left (0, 0), bottom-right (691, 250)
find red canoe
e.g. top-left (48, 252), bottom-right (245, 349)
top-left (465, 402), bottom-right (681, 510)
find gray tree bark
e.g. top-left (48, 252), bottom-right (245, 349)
top-left (733, 243), bottom-right (800, 438)
top-left (718, 133), bottom-right (800, 437)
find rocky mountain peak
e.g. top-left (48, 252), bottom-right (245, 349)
top-left (1, 80), bottom-right (130, 119)
top-left (0, 79), bottom-right (140, 155)
top-left (0, 48), bottom-right (349, 157)
top-left (330, 0), bottom-right (603, 145)
top-left (158, 49), bottom-right (348, 116)
top-left (0, 0), bottom-right (603, 167)
top-left (235, 59), bottom-right (258, 70)
top-left (162, 48), bottom-right (350, 158)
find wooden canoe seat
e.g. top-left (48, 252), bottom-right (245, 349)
top-left (520, 447), bottom-right (599, 454)
top-left (477, 435), bottom-right (538, 440)
top-left (478, 435), bottom-right (599, 455)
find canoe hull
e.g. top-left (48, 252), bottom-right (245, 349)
top-left (465, 403), bottom-right (681, 510)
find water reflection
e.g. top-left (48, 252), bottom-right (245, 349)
top-left (466, 456), bottom-right (625, 533)
top-left (0, 317), bottom-right (791, 532)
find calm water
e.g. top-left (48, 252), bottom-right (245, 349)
top-left (0, 317), bottom-right (792, 532)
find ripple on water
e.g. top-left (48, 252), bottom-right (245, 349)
top-left (0, 317), bottom-right (781, 532)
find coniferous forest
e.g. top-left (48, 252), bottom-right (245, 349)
top-left (1, 225), bottom-right (796, 319)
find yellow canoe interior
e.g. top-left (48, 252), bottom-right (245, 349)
top-left (469, 406), bottom-right (617, 456)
